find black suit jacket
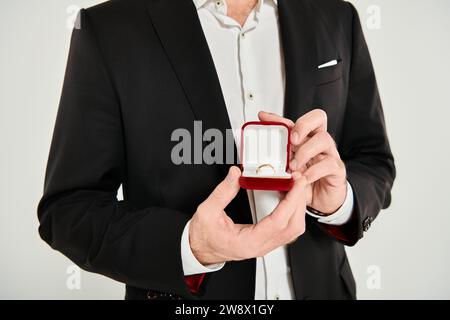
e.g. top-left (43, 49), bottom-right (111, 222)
top-left (38, 0), bottom-right (395, 300)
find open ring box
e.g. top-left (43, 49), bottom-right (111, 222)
top-left (239, 121), bottom-right (294, 191)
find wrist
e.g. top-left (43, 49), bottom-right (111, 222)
top-left (188, 217), bottom-right (223, 266)
top-left (309, 180), bottom-right (347, 215)
top-left (308, 181), bottom-right (354, 226)
top-left (182, 220), bottom-right (225, 276)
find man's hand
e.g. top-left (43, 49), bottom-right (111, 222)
top-left (259, 109), bottom-right (347, 215)
top-left (189, 166), bottom-right (307, 265)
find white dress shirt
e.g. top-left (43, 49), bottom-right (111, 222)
top-left (181, 0), bottom-right (354, 300)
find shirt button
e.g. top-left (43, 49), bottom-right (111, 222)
top-left (215, 1), bottom-right (222, 8)
top-left (240, 32), bottom-right (246, 39)
top-left (274, 294), bottom-right (280, 300)
top-left (247, 92), bottom-right (255, 100)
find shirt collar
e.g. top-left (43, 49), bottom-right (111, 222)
top-left (193, 0), bottom-right (278, 11)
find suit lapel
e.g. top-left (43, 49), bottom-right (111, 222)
top-left (279, 0), bottom-right (318, 122)
top-left (147, 0), bottom-right (234, 173)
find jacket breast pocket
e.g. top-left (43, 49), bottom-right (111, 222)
top-left (315, 61), bottom-right (343, 86)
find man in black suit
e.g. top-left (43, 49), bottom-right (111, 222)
top-left (38, 0), bottom-right (395, 300)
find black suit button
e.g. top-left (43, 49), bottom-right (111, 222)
top-left (363, 217), bottom-right (373, 232)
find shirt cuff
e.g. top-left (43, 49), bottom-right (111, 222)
top-left (306, 181), bottom-right (354, 226)
top-left (180, 220), bottom-right (225, 276)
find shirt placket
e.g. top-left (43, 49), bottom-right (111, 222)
top-left (240, 5), bottom-right (290, 301)
top-left (238, 13), bottom-right (259, 123)
top-left (206, 0), bottom-right (290, 300)
top-left (237, 7), bottom-right (280, 301)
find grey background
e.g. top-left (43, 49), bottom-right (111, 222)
top-left (1, 0), bottom-right (449, 299)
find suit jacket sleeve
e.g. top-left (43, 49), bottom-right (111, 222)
top-left (37, 9), bottom-right (195, 298)
top-left (320, 2), bottom-right (396, 246)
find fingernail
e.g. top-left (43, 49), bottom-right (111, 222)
top-left (227, 166), bottom-right (240, 181)
top-left (290, 159), bottom-right (297, 171)
top-left (291, 131), bottom-right (299, 144)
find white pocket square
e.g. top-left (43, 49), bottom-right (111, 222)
top-left (318, 60), bottom-right (338, 69)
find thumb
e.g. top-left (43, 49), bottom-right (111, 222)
top-left (205, 166), bottom-right (241, 211)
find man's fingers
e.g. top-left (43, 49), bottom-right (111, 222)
top-left (290, 131), bottom-right (338, 171)
top-left (232, 174), bottom-right (307, 259)
top-left (253, 173), bottom-right (306, 238)
top-left (258, 111), bottom-right (295, 128)
top-left (284, 172), bottom-right (307, 202)
top-left (258, 109), bottom-right (328, 149)
top-left (291, 109), bottom-right (327, 145)
top-left (303, 155), bottom-right (343, 184)
top-left (203, 166), bottom-right (241, 211)
top-left (249, 175), bottom-right (307, 255)
top-left (264, 205), bottom-right (306, 252)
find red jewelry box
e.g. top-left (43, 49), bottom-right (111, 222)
top-left (239, 121), bottom-right (294, 191)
